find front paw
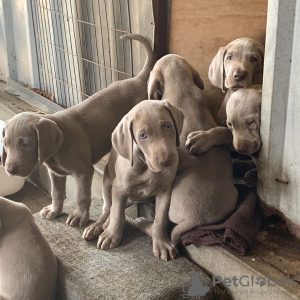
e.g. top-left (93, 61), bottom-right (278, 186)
top-left (39, 204), bottom-right (62, 220)
top-left (82, 222), bottom-right (104, 240)
top-left (185, 131), bottom-right (212, 155)
top-left (66, 209), bottom-right (89, 227)
top-left (97, 228), bottom-right (122, 250)
top-left (153, 237), bottom-right (178, 261)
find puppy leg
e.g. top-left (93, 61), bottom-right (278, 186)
top-left (133, 217), bottom-right (153, 236)
top-left (152, 192), bottom-right (178, 261)
top-left (66, 166), bottom-right (94, 227)
top-left (83, 166), bottom-right (112, 240)
top-left (186, 127), bottom-right (232, 154)
top-left (40, 171), bottom-right (66, 220)
top-left (97, 187), bottom-right (127, 250)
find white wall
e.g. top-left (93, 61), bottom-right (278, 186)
top-left (0, 0), bottom-right (39, 86)
top-left (258, 0), bottom-right (300, 226)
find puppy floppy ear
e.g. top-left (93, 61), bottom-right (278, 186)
top-left (112, 115), bottom-right (134, 166)
top-left (34, 118), bottom-right (63, 165)
top-left (208, 46), bottom-right (227, 92)
top-left (1, 127), bottom-right (7, 166)
top-left (187, 63), bottom-right (204, 90)
top-left (256, 43), bottom-right (265, 74)
top-left (148, 70), bottom-right (164, 100)
top-left (162, 99), bottom-right (184, 147)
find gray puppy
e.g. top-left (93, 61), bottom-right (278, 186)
top-left (1, 33), bottom-right (154, 227)
top-left (0, 196), bottom-right (57, 300)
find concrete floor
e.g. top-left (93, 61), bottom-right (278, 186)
top-left (6, 180), bottom-right (51, 214)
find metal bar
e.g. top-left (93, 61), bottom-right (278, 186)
top-left (95, 0), bottom-right (107, 89)
top-left (35, 34), bottom-right (132, 76)
top-left (39, 67), bottom-right (90, 98)
top-left (60, 0), bottom-right (75, 107)
top-left (70, 0), bottom-right (85, 102)
top-left (32, 1), bottom-right (130, 34)
top-left (126, 0), bottom-right (133, 77)
top-left (53, 0), bottom-right (71, 107)
top-left (90, 0), bottom-right (101, 93)
top-left (30, 0), bottom-right (43, 90)
top-left (39, 0), bottom-right (52, 93)
top-left (52, 0), bottom-right (66, 106)
top-left (62, 0), bottom-right (76, 106)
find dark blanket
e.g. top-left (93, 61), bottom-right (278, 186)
top-left (181, 178), bottom-right (261, 256)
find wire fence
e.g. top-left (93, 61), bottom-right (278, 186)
top-left (30, 0), bottom-right (151, 107)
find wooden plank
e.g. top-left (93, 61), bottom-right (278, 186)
top-left (169, 0), bottom-right (268, 119)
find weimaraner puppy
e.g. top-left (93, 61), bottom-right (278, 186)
top-left (209, 37), bottom-right (264, 125)
top-left (1, 33), bottom-right (154, 227)
top-left (135, 55), bottom-right (238, 245)
top-left (83, 100), bottom-right (183, 261)
top-left (186, 86), bottom-right (262, 158)
top-left (0, 196), bottom-right (57, 300)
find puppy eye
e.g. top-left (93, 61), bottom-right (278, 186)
top-left (227, 122), bottom-right (232, 127)
top-left (22, 142), bottom-right (30, 148)
top-left (227, 56), bottom-right (232, 60)
top-left (139, 132), bottom-right (147, 140)
top-left (164, 124), bottom-right (172, 131)
top-left (246, 120), bottom-right (254, 126)
top-left (250, 56), bottom-right (258, 62)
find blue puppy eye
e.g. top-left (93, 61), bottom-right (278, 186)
top-left (227, 56), bottom-right (232, 60)
top-left (22, 142), bottom-right (30, 148)
top-left (165, 124), bottom-right (172, 131)
top-left (140, 132), bottom-right (147, 139)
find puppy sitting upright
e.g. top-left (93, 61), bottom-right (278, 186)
top-left (1, 33), bottom-right (154, 227)
top-left (209, 37), bottom-right (264, 125)
top-left (83, 100), bottom-right (183, 261)
top-left (0, 197), bottom-right (57, 300)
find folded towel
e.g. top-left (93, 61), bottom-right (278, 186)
top-left (181, 184), bottom-right (261, 256)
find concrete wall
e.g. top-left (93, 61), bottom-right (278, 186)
top-left (0, 0), bottom-right (39, 86)
top-left (258, 0), bottom-right (300, 230)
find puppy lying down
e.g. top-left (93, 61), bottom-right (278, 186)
top-left (83, 100), bottom-right (184, 261)
top-left (0, 197), bottom-right (57, 300)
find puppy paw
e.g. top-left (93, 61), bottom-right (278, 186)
top-left (66, 209), bottom-right (89, 227)
top-left (39, 205), bottom-right (62, 220)
top-left (97, 229), bottom-right (122, 250)
top-left (153, 237), bottom-right (179, 261)
top-left (82, 222), bottom-right (104, 240)
top-left (185, 131), bottom-right (212, 154)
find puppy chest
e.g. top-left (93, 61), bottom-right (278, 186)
top-left (127, 176), bottom-right (169, 201)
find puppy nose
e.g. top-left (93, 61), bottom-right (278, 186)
top-left (160, 155), bottom-right (172, 167)
top-left (233, 70), bottom-right (247, 82)
top-left (6, 164), bottom-right (19, 175)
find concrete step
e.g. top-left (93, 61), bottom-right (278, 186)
top-left (34, 199), bottom-right (223, 300)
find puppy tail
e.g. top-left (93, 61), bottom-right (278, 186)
top-left (120, 33), bottom-right (154, 83)
top-left (171, 220), bottom-right (197, 245)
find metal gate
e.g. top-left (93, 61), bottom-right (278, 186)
top-left (30, 0), bottom-right (155, 107)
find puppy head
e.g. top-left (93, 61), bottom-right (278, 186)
top-left (148, 54), bottom-right (204, 100)
top-left (209, 38), bottom-right (264, 91)
top-left (112, 99), bottom-right (184, 172)
top-left (226, 87), bottom-right (262, 155)
top-left (2, 113), bottom-right (63, 177)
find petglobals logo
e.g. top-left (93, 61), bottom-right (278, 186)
top-left (212, 275), bottom-right (299, 288)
